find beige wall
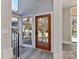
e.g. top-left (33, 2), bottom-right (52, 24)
top-left (62, 7), bottom-right (71, 42)
top-left (70, 7), bottom-right (77, 16)
top-left (1, 0), bottom-right (13, 59)
top-left (62, 7), bottom-right (77, 43)
top-left (63, 0), bottom-right (77, 7)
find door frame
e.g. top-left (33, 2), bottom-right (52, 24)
top-left (35, 14), bottom-right (51, 51)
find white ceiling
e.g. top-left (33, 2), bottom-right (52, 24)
top-left (18, 0), bottom-right (77, 16)
top-left (63, 0), bottom-right (77, 7)
top-left (19, 0), bottom-right (53, 15)
top-left (19, 0), bottom-right (35, 15)
top-left (64, 0), bottom-right (76, 4)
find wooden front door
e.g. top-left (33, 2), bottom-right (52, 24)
top-left (35, 14), bottom-right (51, 51)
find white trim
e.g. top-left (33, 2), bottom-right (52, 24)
top-left (53, 0), bottom-right (63, 59)
top-left (62, 41), bottom-right (72, 44)
top-left (18, 18), bottom-right (23, 45)
top-left (70, 14), bottom-right (72, 43)
top-left (21, 12), bottom-right (53, 18)
top-left (34, 12), bottom-right (53, 16)
top-left (32, 16), bottom-right (35, 48)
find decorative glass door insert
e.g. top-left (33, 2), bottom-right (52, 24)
top-left (35, 14), bottom-right (51, 51)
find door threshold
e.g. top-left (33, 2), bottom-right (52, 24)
top-left (35, 48), bottom-right (52, 53)
top-left (21, 43), bottom-right (32, 47)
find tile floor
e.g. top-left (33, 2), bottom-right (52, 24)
top-left (13, 43), bottom-right (77, 59)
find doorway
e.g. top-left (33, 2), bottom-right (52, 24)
top-left (35, 14), bottom-right (51, 51)
top-left (22, 17), bottom-right (32, 45)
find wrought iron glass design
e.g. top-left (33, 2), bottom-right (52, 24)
top-left (11, 18), bottom-right (19, 58)
top-left (12, 30), bottom-right (19, 58)
top-left (37, 17), bottom-right (48, 46)
top-left (72, 20), bottom-right (77, 38)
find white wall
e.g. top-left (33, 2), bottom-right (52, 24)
top-left (53, 0), bottom-right (63, 59)
top-left (20, 0), bottom-right (54, 52)
top-left (33, 0), bottom-right (53, 14)
top-left (1, 0), bottom-right (13, 59)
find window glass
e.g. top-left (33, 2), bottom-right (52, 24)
top-left (70, 7), bottom-right (77, 42)
top-left (22, 18), bottom-right (32, 45)
top-left (12, 0), bottom-right (18, 11)
top-left (12, 18), bottom-right (18, 27)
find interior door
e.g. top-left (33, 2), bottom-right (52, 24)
top-left (35, 14), bottom-right (51, 51)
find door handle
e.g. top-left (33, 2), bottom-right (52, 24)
top-left (36, 31), bottom-right (38, 35)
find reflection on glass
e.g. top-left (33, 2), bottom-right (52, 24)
top-left (70, 7), bottom-right (77, 42)
top-left (11, 18), bottom-right (18, 47)
top-left (11, 17), bottom-right (19, 58)
top-left (22, 18), bottom-right (32, 45)
top-left (37, 17), bottom-right (48, 46)
top-left (72, 20), bottom-right (77, 38)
